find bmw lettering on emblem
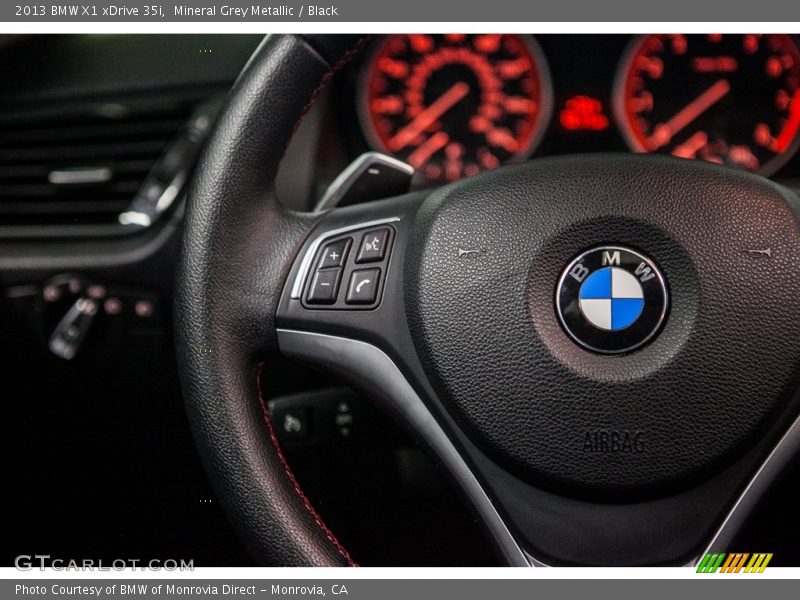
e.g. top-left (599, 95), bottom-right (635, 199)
top-left (556, 246), bottom-right (668, 354)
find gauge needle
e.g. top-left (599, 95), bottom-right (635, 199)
top-left (672, 130), bottom-right (709, 159)
top-left (771, 89), bottom-right (800, 153)
top-left (647, 79), bottom-right (731, 151)
top-left (407, 131), bottom-right (450, 168)
top-left (388, 81), bottom-right (470, 152)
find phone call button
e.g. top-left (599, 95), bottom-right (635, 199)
top-left (346, 268), bottom-right (381, 305)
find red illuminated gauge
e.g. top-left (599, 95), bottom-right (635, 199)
top-left (615, 34), bottom-right (800, 175)
top-left (359, 34), bottom-right (552, 183)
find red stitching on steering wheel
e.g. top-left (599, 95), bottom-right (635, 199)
top-left (256, 363), bottom-right (357, 567)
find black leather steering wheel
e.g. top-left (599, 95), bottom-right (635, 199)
top-left (176, 34), bottom-right (800, 566)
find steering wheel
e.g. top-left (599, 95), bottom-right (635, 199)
top-left (176, 34), bottom-right (800, 566)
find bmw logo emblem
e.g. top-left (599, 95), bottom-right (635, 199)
top-left (556, 246), bottom-right (669, 354)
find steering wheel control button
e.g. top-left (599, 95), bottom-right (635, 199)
top-left (318, 238), bottom-right (351, 269)
top-left (356, 228), bottom-right (390, 263)
top-left (307, 268), bottom-right (342, 304)
top-left (346, 268), bottom-right (381, 304)
top-left (556, 246), bottom-right (668, 354)
top-left (296, 222), bottom-right (395, 309)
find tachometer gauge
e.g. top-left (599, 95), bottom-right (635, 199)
top-left (359, 34), bottom-right (552, 183)
top-left (615, 34), bottom-right (800, 175)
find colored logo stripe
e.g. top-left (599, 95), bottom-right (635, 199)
top-left (720, 553), bottom-right (750, 573)
top-left (697, 553), bottom-right (726, 573)
top-left (696, 552), bottom-right (773, 573)
top-left (744, 553), bottom-right (773, 573)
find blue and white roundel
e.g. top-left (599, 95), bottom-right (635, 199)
top-left (578, 267), bottom-right (644, 331)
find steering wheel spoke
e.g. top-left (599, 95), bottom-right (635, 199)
top-left (276, 191), bottom-right (531, 566)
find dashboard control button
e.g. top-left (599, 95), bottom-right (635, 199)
top-left (346, 268), bottom-right (380, 304)
top-left (272, 406), bottom-right (311, 442)
top-left (307, 269), bottom-right (342, 304)
top-left (48, 297), bottom-right (98, 360)
top-left (318, 238), bottom-right (351, 269)
top-left (356, 228), bottom-right (390, 263)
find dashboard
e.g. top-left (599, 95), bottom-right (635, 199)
top-left (2, 34), bottom-right (799, 235)
top-left (328, 34), bottom-right (800, 191)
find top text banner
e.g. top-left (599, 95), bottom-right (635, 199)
top-left (4, 0), bottom-right (800, 22)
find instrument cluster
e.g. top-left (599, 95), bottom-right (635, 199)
top-left (354, 34), bottom-right (800, 183)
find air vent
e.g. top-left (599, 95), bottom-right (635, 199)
top-left (0, 88), bottom-right (222, 236)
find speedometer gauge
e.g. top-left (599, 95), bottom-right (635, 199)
top-left (615, 34), bottom-right (800, 175)
top-left (359, 34), bottom-right (552, 183)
